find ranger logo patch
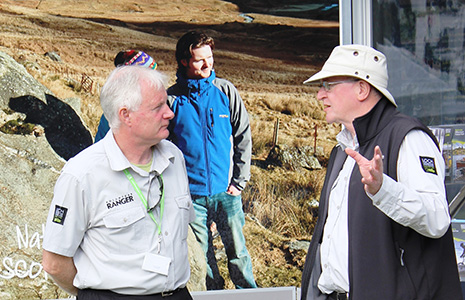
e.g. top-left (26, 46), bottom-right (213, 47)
top-left (420, 156), bottom-right (437, 175)
top-left (53, 205), bottom-right (68, 225)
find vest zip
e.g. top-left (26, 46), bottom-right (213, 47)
top-left (399, 247), bottom-right (405, 266)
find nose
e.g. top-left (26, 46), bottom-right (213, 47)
top-left (164, 104), bottom-right (175, 120)
top-left (203, 57), bottom-right (213, 68)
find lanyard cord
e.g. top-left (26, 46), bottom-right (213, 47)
top-left (123, 169), bottom-right (164, 235)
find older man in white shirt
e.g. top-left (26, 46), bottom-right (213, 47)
top-left (300, 45), bottom-right (461, 300)
top-left (42, 66), bottom-right (195, 300)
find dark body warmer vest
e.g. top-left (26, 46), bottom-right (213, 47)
top-left (301, 98), bottom-right (461, 300)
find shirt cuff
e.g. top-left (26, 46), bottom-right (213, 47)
top-left (368, 174), bottom-right (398, 212)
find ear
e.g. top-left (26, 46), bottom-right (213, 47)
top-left (181, 58), bottom-right (188, 67)
top-left (119, 107), bottom-right (131, 126)
top-left (355, 80), bottom-right (371, 102)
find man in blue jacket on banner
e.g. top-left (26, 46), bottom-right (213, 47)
top-left (167, 31), bottom-right (256, 290)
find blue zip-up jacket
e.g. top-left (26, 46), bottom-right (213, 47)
top-left (167, 71), bottom-right (252, 197)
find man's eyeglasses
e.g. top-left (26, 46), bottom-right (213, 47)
top-left (318, 79), bottom-right (358, 92)
top-left (148, 174), bottom-right (164, 212)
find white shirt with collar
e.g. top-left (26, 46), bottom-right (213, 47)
top-left (43, 131), bottom-right (195, 295)
top-left (318, 126), bottom-right (450, 294)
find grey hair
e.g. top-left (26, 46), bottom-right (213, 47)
top-left (100, 65), bottom-right (168, 130)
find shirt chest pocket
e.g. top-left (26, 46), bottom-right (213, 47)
top-left (174, 195), bottom-right (194, 240)
top-left (102, 206), bottom-right (148, 254)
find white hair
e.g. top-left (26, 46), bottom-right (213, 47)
top-left (100, 65), bottom-right (168, 130)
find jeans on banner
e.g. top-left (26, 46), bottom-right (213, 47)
top-left (189, 192), bottom-right (257, 290)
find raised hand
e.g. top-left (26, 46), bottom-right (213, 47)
top-left (345, 145), bottom-right (384, 195)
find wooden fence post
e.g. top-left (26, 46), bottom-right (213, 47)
top-left (272, 118), bottom-right (280, 148)
top-left (314, 124), bottom-right (318, 155)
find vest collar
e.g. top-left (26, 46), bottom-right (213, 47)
top-left (352, 97), bottom-right (397, 146)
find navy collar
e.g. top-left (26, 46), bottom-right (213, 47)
top-left (353, 97), bottom-right (397, 146)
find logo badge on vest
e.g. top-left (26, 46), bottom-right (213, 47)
top-left (420, 156), bottom-right (437, 175)
top-left (53, 205), bottom-right (68, 225)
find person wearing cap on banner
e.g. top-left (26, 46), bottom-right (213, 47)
top-left (300, 44), bottom-right (461, 300)
top-left (42, 65), bottom-right (195, 300)
top-left (94, 50), bottom-right (158, 142)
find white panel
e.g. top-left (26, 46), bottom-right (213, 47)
top-left (339, 0), bottom-right (353, 44)
top-left (191, 286), bottom-right (298, 300)
top-left (352, 0), bottom-right (372, 46)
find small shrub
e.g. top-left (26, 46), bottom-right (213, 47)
top-left (0, 119), bottom-right (36, 135)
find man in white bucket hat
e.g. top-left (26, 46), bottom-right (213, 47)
top-left (300, 45), bottom-right (461, 300)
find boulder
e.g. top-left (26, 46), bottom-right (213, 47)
top-left (265, 144), bottom-right (322, 171)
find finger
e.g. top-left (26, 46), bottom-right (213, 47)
top-left (374, 146), bottom-right (383, 159)
top-left (373, 146), bottom-right (384, 171)
top-left (345, 148), bottom-right (368, 165)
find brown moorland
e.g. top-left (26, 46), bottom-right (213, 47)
top-left (0, 0), bottom-right (340, 293)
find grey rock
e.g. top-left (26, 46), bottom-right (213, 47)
top-left (266, 144), bottom-right (322, 171)
top-left (44, 51), bottom-right (62, 62)
top-left (288, 240), bottom-right (310, 252)
top-left (187, 228), bottom-right (207, 291)
top-left (0, 52), bottom-right (51, 108)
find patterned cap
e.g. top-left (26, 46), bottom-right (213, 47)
top-left (114, 50), bottom-right (157, 70)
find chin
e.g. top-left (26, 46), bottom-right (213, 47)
top-left (161, 131), bottom-right (170, 140)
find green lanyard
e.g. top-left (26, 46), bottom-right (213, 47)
top-left (123, 169), bottom-right (164, 236)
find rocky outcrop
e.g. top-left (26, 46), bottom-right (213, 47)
top-left (265, 144), bottom-right (322, 171)
top-left (0, 52), bottom-right (206, 299)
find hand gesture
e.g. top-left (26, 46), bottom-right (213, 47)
top-left (345, 145), bottom-right (384, 195)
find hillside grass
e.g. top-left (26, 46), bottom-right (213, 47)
top-left (0, 6), bottom-right (339, 289)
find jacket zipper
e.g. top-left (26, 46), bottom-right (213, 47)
top-left (201, 101), bottom-right (212, 195)
top-left (210, 108), bottom-right (214, 127)
top-left (399, 247), bottom-right (405, 266)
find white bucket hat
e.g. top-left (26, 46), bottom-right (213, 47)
top-left (304, 44), bottom-right (396, 106)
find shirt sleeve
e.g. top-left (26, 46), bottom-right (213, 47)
top-left (179, 151), bottom-right (196, 223)
top-left (43, 172), bottom-right (88, 257)
top-left (370, 129), bottom-right (450, 238)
